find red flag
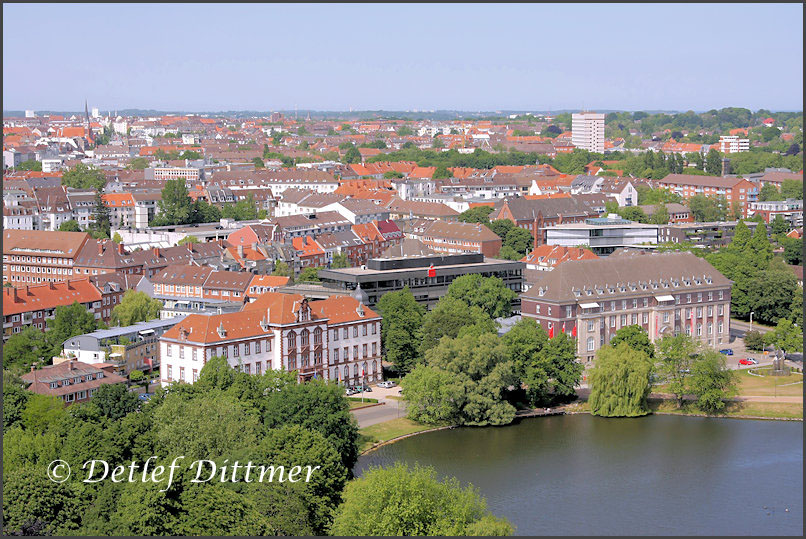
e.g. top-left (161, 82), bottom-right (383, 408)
top-left (561, 321), bottom-right (566, 333)
top-left (548, 324), bottom-right (554, 339)
top-left (571, 323), bottom-right (577, 338)
top-left (428, 264), bottom-right (436, 278)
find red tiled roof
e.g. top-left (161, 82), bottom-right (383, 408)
top-left (3, 280), bottom-right (102, 316)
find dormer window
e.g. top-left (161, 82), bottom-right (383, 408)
top-left (217, 323), bottom-right (227, 338)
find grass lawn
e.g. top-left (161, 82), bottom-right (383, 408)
top-left (348, 399), bottom-right (379, 409)
top-left (653, 369), bottom-right (803, 398)
top-left (385, 395), bottom-right (404, 401)
top-left (649, 399), bottom-right (803, 420)
top-left (358, 418), bottom-right (440, 453)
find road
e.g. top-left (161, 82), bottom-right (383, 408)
top-left (351, 385), bottom-right (407, 428)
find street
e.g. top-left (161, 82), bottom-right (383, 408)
top-left (351, 385), bottom-right (407, 428)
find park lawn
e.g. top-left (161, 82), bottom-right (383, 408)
top-left (650, 399), bottom-right (803, 420)
top-left (385, 395), bottom-right (404, 401)
top-left (735, 369), bottom-right (803, 397)
top-left (358, 418), bottom-right (438, 453)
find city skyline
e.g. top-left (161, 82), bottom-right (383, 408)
top-left (3, 3), bottom-right (803, 112)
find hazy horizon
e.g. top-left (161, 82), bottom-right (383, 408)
top-left (3, 3), bottom-right (803, 111)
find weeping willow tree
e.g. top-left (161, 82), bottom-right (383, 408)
top-left (589, 342), bottom-right (653, 417)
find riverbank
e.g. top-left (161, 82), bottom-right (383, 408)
top-left (358, 418), bottom-right (452, 454)
top-left (564, 399), bottom-right (803, 421)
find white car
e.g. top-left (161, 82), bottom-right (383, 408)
top-left (378, 381), bottom-right (396, 388)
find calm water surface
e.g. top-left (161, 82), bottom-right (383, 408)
top-left (356, 415), bottom-right (803, 535)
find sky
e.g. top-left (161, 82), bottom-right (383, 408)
top-left (3, 3), bottom-right (803, 112)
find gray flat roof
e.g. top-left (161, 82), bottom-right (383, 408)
top-left (319, 257), bottom-right (524, 281)
top-left (76, 316), bottom-right (188, 341)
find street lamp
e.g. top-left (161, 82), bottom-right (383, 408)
top-left (749, 311), bottom-right (754, 333)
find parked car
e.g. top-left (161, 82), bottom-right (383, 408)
top-left (138, 393), bottom-right (153, 402)
top-left (378, 381), bottom-right (396, 388)
top-left (748, 358), bottom-right (759, 364)
top-left (719, 349), bottom-right (733, 356)
top-left (345, 387), bottom-right (358, 396)
top-left (361, 385), bottom-right (372, 392)
top-left (738, 359), bottom-right (754, 366)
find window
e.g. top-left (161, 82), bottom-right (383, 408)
top-left (167, 365), bottom-right (173, 380)
top-left (333, 329), bottom-right (339, 341)
top-left (708, 322), bottom-right (713, 334)
top-left (632, 299), bottom-right (638, 309)
top-left (166, 345), bottom-right (172, 357)
top-left (696, 323), bottom-right (702, 336)
top-left (697, 293), bottom-right (702, 302)
top-left (610, 316), bottom-right (616, 328)
top-left (566, 306), bottom-right (572, 318)
top-left (243, 364), bottom-right (250, 374)
top-left (179, 346), bottom-right (184, 359)
top-left (708, 291), bottom-right (713, 301)
top-left (301, 330), bottom-right (309, 347)
top-left (622, 300), bottom-right (627, 310)
top-left (334, 348), bottom-right (340, 362)
top-left (353, 326), bottom-right (358, 338)
top-left (587, 320), bottom-right (595, 332)
top-left (179, 367), bottom-right (185, 381)
top-left (686, 294), bottom-right (691, 303)
top-left (287, 332), bottom-right (296, 349)
top-left (362, 344), bottom-right (368, 357)
top-left (255, 362), bottom-right (261, 375)
top-left (255, 340), bottom-right (261, 354)
top-left (611, 301), bottom-right (616, 311)
top-left (362, 324), bottom-right (367, 336)
top-left (372, 323), bottom-right (377, 335)
top-left (620, 314), bottom-right (626, 326)
top-left (266, 339), bottom-right (272, 351)
top-left (344, 366), bottom-right (349, 380)
top-left (343, 328), bottom-right (348, 339)
top-left (353, 345), bottom-right (359, 359)
top-left (697, 307), bottom-right (703, 318)
top-left (718, 321), bottom-right (723, 334)
top-left (718, 305), bottom-right (724, 316)
top-left (643, 312), bottom-right (648, 324)
top-left (344, 347), bottom-right (349, 360)
top-left (719, 290), bottom-right (724, 300)
top-left (663, 312), bottom-right (670, 323)
top-left (233, 343), bottom-right (239, 357)
top-left (372, 342), bottom-right (377, 356)
top-left (707, 306), bottom-right (713, 317)
top-left (314, 327), bottom-right (322, 345)
top-left (587, 337), bottom-right (595, 351)
top-left (631, 313), bottom-right (638, 325)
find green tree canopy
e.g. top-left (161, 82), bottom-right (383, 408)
top-left (445, 274), bottom-right (517, 319)
top-left (458, 205), bottom-right (494, 224)
top-left (330, 463), bottom-right (513, 536)
top-left (589, 342), bottom-right (653, 417)
top-left (330, 253), bottom-right (349, 268)
top-left (376, 287), bottom-right (426, 374)
top-left (62, 163), bottom-right (106, 191)
top-left (111, 290), bottom-right (163, 327)
top-left (58, 219), bottom-right (82, 232)
top-left (419, 297), bottom-right (496, 356)
top-left (609, 325), bottom-right (655, 358)
top-left (297, 266), bottom-right (322, 282)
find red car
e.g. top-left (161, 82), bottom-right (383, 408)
top-left (738, 359), bottom-right (754, 366)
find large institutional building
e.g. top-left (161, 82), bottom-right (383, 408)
top-left (571, 112), bottom-right (606, 153)
top-left (520, 252), bottom-right (732, 363)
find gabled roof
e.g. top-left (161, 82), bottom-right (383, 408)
top-left (3, 280), bottom-right (102, 316)
top-left (242, 292), bottom-right (321, 325)
top-left (311, 295), bottom-right (379, 324)
top-left (3, 229), bottom-right (90, 258)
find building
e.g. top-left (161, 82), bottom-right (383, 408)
top-left (158, 293), bottom-right (382, 386)
top-left (520, 252), bottom-right (732, 363)
top-left (718, 135), bottom-right (749, 154)
top-left (59, 317), bottom-right (185, 375)
top-left (399, 219), bottom-right (503, 257)
top-left (3, 229), bottom-right (91, 285)
top-left (638, 203), bottom-right (693, 224)
top-left (150, 166), bottom-right (201, 182)
top-left (318, 253), bottom-right (524, 309)
top-left (659, 220), bottom-right (761, 247)
top-left (521, 245), bottom-right (598, 272)
top-left (385, 198), bottom-right (460, 221)
top-left (571, 112), bottom-right (605, 153)
top-left (656, 174), bottom-right (758, 217)
top-left (21, 360), bottom-right (127, 406)
top-left (748, 199), bottom-right (803, 228)
top-left (489, 194), bottom-right (609, 247)
top-left (544, 216), bottom-right (659, 256)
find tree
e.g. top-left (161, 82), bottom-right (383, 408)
top-left (127, 157), bottom-right (150, 170)
top-left (15, 159), bottom-right (43, 171)
top-left (458, 205), bottom-right (494, 224)
top-left (272, 260), bottom-right (291, 277)
top-left (177, 235), bottom-right (199, 245)
top-left (112, 232), bottom-right (124, 244)
top-left (261, 379), bottom-right (360, 471)
top-left (3, 372), bottom-right (31, 432)
top-left (330, 463), bottom-right (513, 536)
top-left (129, 369), bottom-right (145, 384)
top-left (781, 237), bottom-right (803, 265)
top-left (153, 179), bottom-right (194, 226)
top-left (297, 266), bottom-right (322, 282)
top-left (445, 274), bottom-right (517, 319)
top-left (688, 351), bottom-right (736, 414)
top-left (433, 165), bottom-right (452, 179)
top-left (330, 253), bottom-right (349, 269)
top-left (252, 156), bottom-right (265, 169)
top-left (111, 290), bottom-right (163, 327)
top-left (58, 219), bottom-right (82, 232)
top-left (383, 170), bottom-right (404, 179)
top-left (91, 383), bottom-right (141, 420)
top-left (759, 183), bottom-right (782, 202)
top-left (62, 163), bottom-right (106, 191)
top-left (191, 200), bottom-right (222, 223)
top-left (704, 149), bottom-right (722, 176)
top-left (504, 226), bottom-right (533, 256)
top-left (419, 297), bottom-right (496, 356)
top-left (46, 301), bottom-right (98, 358)
top-left (376, 287), bottom-right (426, 374)
top-left (763, 319), bottom-right (804, 360)
top-left (688, 195), bottom-right (725, 222)
top-left (399, 366), bottom-right (461, 424)
top-left (655, 333), bottom-right (699, 407)
top-left (3, 326), bottom-right (49, 372)
top-left (21, 394), bottom-right (68, 434)
top-left (770, 214), bottom-right (789, 236)
top-left (743, 330), bottom-right (765, 351)
top-left (648, 203), bottom-right (669, 225)
top-left (589, 342), bottom-right (653, 417)
top-left (497, 245), bottom-right (521, 260)
top-left (396, 126), bottom-right (414, 136)
top-left (780, 179), bottom-right (803, 199)
top-left (91, 191), bottom-right (111, 239)
top-left (344, 146), bottom-right (361, 164)
top-left (415, 331), bottom-right (518, 426)
top-left (487, 219), bottom-right (515, 240)
top-left (2, 466), bottom-right (84, 535)
top-left (609, 325), bottom-right (655, 358)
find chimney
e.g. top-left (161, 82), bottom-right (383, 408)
top-left (49, 281), bottom-right (55, 290)
top-left (98, 242), bottom-right (104, 255)
top-left (69, 360), bottom-right (75, 371)
top-left (153, 247), bottom-right (160, 257)
top-left (66, 280), bottom-right (73, 290)
top-left (117, 243), bottom-right (125, 255)
top-left (187, 243), bottom-right (193, 252)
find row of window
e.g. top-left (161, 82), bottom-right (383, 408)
top-left (584, 321), bottom-right (725, 351)
top-left (331, 322), bottom-right (378, 341)
top-left (50, 372), bottom-right (105, 388)
top-left (62, 388), bottom-right (96, 402)
top-left (332, 343), bottom-right (378, 362)
top-left (6, 255), bottom-right (73, 265)
top-left (6, 265), bottom-right (74, 275)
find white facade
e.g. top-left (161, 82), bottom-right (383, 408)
top-left (571, 112), bottom-right (605, 153)
top-left (545, 219), bottom-right (659, 256)
top-left (719, 136), bottom-right (749, 154)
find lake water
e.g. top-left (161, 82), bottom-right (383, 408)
top-left (356, 414), bottom-right (803, 535)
